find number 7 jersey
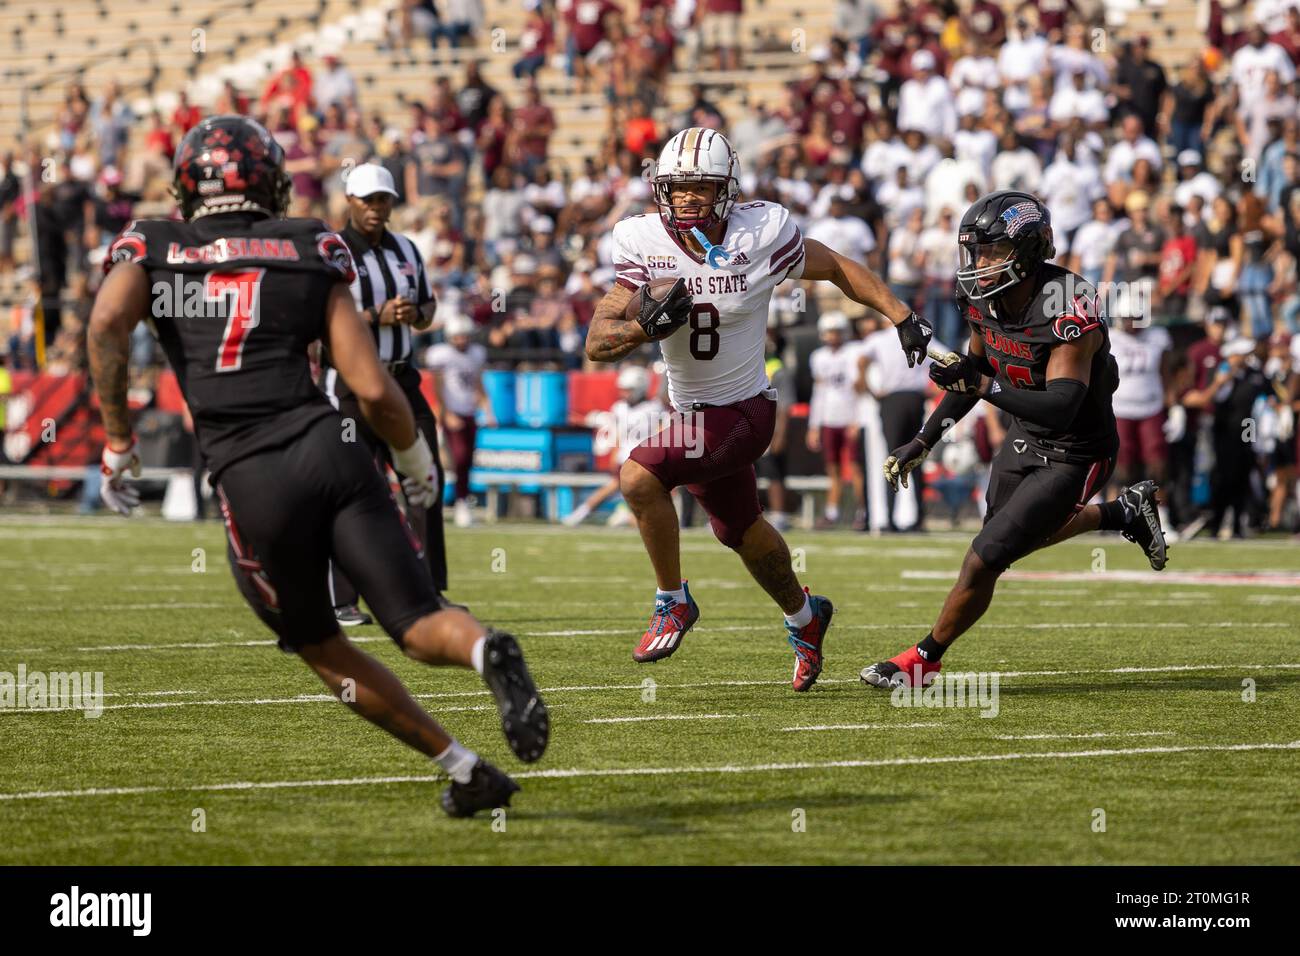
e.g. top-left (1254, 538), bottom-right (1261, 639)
top-left (612, 201), bottom-right (804, 409)
top-left (104, 211), bottom-right (357, 479)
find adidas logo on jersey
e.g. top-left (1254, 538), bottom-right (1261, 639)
top-left (730, 251), bottom-right (750, 265)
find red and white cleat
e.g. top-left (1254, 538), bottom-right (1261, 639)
top-left (632, 581), bottom-right (700, 663)
top-left (786, 590), bottom-right (834, 692)
top-left (860, 644), bottom-right (942, 689)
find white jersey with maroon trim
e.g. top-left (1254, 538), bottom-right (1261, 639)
top-left (1110, 325), bottom-right (1171, 421)
top-left (611, 200), bottom-right (804, 409)
top-left (808, 344), bottom-right (859, 430)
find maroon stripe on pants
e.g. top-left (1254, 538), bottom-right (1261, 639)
top-left (1074, 456), bottom-right (1115, 512)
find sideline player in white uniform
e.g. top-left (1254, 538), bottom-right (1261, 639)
top-left (427, 314), bottom-right (494, 528)
top-left (1110, 317), bottom-right (1174, 530)
top-left (585, 127), bottom-right (933, 691)
top-left (808, 311), bottom-right (864, 526)
top-left (562, 364), bottom-right (666, 526)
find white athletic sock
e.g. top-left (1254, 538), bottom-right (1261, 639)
top-left (825, 506), bottom-right (840, 522)
top-left (784, 592), bottom-right (813, 629)
top-left (470, 636), bottom-right (486, 676)
top-left (434, 739), bottom-right (478, 784)
top-left (657, 586), bottom-right (687, 605)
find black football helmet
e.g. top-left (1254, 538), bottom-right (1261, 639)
top-left (172, 115), bottom-right (291, 221)
top-left (956, 190), bottom-right (1055, 300)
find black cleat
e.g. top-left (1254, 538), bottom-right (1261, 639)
top-left (440, 759), bottom-right (521, 818)
top-left (334, 604), bottom-right (373, 627)
top-left (1119, 480), bottom-right (1168, 571)
top-left (482, 629), bottom-right (549, 763)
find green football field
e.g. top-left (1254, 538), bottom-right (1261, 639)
top-left (2, 513), bottom-right (1298, 865)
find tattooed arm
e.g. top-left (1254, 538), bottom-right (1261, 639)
top-left (88, 262), bottom-right (150, 449)
top-left (584, 283), bottom-right (650, 363)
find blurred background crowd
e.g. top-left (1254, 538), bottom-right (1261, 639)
top-left (1, 0), bottom-right (1298, 536)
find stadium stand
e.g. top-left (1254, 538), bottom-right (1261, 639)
top-left (1, 0), bottom-right (1298, 538)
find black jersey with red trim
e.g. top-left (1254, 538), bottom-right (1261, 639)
top-left (959, 263), bottom-right (1119, 463)
top-left (105, 212), bottom-right (357, 478)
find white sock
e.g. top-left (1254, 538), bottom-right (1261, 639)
top-left (470, 636), bottom-right (486, 676)
top-left (784, 591), bottom-right (813, 628)
top-left (657, 586), bottom-right (686, 605)
top-left (825, 506), bottom-right (840, 522)
top-left (434, 739), bottom-right (478, 784)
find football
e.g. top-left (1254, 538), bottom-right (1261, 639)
top-left (626, 277), bottom-right (682, 322)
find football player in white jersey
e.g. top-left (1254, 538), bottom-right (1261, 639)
top-left (585, 127), bottom-right (932, 691)
top-left (808, 311), bottom-right (865, 527)
top-left (562, 364), bottom-right (666, 526)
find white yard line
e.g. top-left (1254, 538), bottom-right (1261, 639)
top-left (781, 722), bottom-right (944, 732)
top-left (10, 621), bottom-right (1282, 652)
top-left (904, 569), bottom-right (1300, 588)
top-left (582, 713), bottom-right (752, 724)
top-left (5, 602), bottom-right (234, 612)
top-left (2, 739), bottom-right (1295, 802)
top-left (992, 731), bottom-right (1176, 740)
top-left (2, 663), bottom-right (1296, 714)
top-left (522, 622), bottom-right (1293, 637)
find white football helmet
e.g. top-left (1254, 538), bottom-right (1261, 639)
top-left (817, 311), bottom-right (850, 336)
top-left (616, 365), bottom-right (651, 403)
top-left (444, 314), bottom-right (475, 338)
top-left (652, 127), bottom-right (742, 233)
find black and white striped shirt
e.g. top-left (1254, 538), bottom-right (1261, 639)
top-left (338, 222), bottom-right (434, 364)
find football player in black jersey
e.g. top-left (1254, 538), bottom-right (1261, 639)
top-left (87, 116), bottom-right (547, 816)
top-left (861, 191), bottom-right (1169, 690)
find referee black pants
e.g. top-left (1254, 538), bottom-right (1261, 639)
top-left (880, 390), bottom-right (928, 531)
top-left (326, 364), bottom-right (449, 604)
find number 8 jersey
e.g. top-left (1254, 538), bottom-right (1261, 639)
top-left (104, 211), bottom-right (356, 479)
top-left (611, 200), bottom-right (804, 409)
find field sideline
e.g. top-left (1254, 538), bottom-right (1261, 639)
top-left (1, 514), bottom-right (1297, 865)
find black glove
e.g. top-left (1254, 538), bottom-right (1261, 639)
top-left (637, 278), bottom-right (693, 340)
top-left (895, 311), bottom-right (933, 368)
top-left (883, 436), bottom-right (930, 491)
top-left (929, 351), bottom-right (985, 394)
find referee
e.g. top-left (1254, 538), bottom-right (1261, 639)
top-left (322, 162), bottom-right (455, 624)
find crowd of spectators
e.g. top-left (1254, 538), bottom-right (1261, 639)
top-left (2, 0), bottom-right (1299, 534)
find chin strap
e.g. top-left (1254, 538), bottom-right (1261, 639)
top-left (690, 226), bottom-right (730, 269)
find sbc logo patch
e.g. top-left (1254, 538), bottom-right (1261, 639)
top-left (104, 228), bottom-right (147, 274)
top-left (1053, 297), bottom-right (1100, 342)
top-left (1054, 315), bottom-right (1084, 340)
top-left (316, 232), bottom-right (357, 283)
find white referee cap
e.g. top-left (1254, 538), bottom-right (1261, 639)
top-left (345, 163), bottom-right (398, 198)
